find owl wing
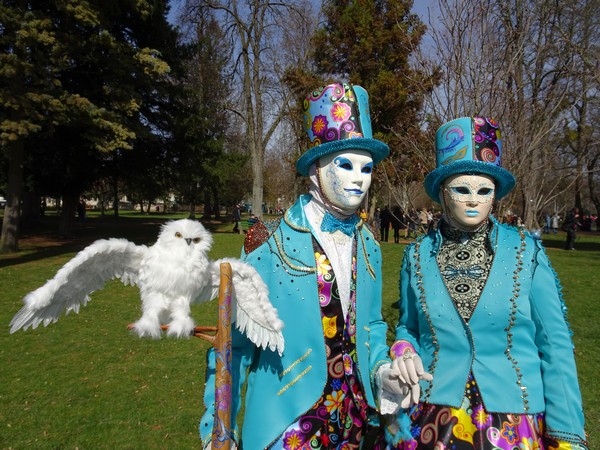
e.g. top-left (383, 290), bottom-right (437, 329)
top-left (209, 258), bottom-right (284, 356)
top-left (10, 238), bottom-right (147, 333)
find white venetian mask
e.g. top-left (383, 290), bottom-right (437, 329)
top-left (441, 174), bottom-right (495, 229)
top-left (318, 150), bottom-right (373, 212)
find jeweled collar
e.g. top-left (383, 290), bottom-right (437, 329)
top-left (430, 216), bottom-right (499, 254)
top-left (440, 218), bottom-right (490, 247)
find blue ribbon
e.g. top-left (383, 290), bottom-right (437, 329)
top-left (320, 211), bottom-right (359, 236)
top-left (441, 265), bottom-right (485, 280)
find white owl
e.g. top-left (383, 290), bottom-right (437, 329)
top-left (9, 219), bottom-right (284, 355)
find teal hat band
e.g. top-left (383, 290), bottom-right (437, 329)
top-left (296, 83), bottom-right (389, 176)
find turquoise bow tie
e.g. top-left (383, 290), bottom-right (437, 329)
top-left (320, 211), bottom-right (359, 236)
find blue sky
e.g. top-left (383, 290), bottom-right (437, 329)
top-left (168, 1), bottom-right (441, 25)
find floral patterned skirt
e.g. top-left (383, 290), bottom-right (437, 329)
top-left (396, 373), bottom-right (554, 450)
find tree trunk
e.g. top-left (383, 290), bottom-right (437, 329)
top-left (0, 137), bottom-right (25, 253)
top-left (212, 188), bottom-right (221, 220)
top-left (59, 191), bottom-right (79, 238)
top-left (22, 190), bottom-right (42, 225)
top-left (112, 176), bottom-right (120, 217)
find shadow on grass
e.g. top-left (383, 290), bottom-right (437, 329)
top-left (541, 232), bottom-right (600, 251)
top-left (543, 240), bottom-right (600, 251)
top-left (0, 213), bottom-right (232, 268)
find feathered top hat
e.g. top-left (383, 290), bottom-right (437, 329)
top-left (424, 116), bottom-right (515, 203)
top-left (296, 83), bottom-right (389, 176)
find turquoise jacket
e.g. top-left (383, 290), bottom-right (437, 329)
top-left (394, 219), bottom-right (586, 444)
top-left (200, 195), bottom-right (391, 449)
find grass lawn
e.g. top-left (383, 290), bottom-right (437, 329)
top-left (1, 213), bottom-right (597, 448)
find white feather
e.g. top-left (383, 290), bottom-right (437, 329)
top-left (9, 220), bottom-right (285, 354)
top-left (213, 258), bottom-right (284, 356)
top-left (10, 238), bottom-right (144, 332)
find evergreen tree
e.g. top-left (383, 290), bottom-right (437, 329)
top-left (311, 0), bottom-right (437, 204)
top-left (0, 0), bottom-right (178, 247)
top-left (170, 7), bottom-right (231, 219)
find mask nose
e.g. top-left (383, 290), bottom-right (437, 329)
top-left (185, 238), bottom-right (192, 245)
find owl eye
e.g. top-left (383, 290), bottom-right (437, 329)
top-left (192, 237), bottom-right (201, 244)
top-left (175, 232), bottom-right (183, 238)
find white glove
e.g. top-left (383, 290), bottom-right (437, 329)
top-left (392, 352), bottom-right (433, 408)
top-left (380, 367), bottom-right (410, 396)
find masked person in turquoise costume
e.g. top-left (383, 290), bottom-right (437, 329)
top-left (200, 83), bottom-right (412, 449)
top-left (387, 117), bottom-right (588, 449)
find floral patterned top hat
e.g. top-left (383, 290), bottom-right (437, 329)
top-left (424, 117), bottom-right (516, 203)
top-left (295, 83), bottom-right (390, 176)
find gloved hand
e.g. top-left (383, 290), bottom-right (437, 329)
top-left (380, 366), bottom-right (410, 396)
top-left (391, 352), bottom-right (433, 408)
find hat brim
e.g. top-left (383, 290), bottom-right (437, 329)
top-left (296, 138), bottom-right (389, 176)
top-left (424, 160), bottom-right (516, 203)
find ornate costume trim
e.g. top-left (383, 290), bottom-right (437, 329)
top-left (280, 349), bottom-right (312, 378)
top-left (370, 359), bottom-right (389, 384)
top-left (505, 227), bottom-right (530, 411)
top-left (243, 220), bottom-right (270, 254)
top-left (540, 240), bottom-right (574, 339)
top-left (269, 228), bottom-right (316, 276)
top-left (284, 210), bottom-right (312, 233)
top-left (412, 238), bottom-right (439, 402)
top-left (358, 231), bottom-right (376, 279)
top-left (277, 366), bottom-right (312, 396)
top-left (545, 428), bottom-right (589, 449)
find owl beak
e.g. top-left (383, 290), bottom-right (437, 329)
top-left (185, 238), bottom-right (192, 246)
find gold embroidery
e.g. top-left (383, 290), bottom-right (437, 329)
top-left (277, 366), bottom-right (312, 396)
top-left (280, 348), bottom-right (312, 377)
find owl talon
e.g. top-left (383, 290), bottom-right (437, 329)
top-left (131, 317), bottom-right (162, 339)
top-left (166, 317), bottom-right (195, 338)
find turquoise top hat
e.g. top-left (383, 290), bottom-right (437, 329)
top-left (296, 83), bottom-right (389, 176)
top-left (424, 117), bottom-right (516, 203)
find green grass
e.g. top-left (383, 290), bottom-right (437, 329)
top-left (0, 216), bottom-right (597, 448)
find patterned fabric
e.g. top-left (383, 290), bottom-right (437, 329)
top-left (435, 117), bottom-right (502, 168)
top-left (304, 84), bottom-right (365, 148)
top-left (436, 220), bottom-right (494, 320)
top-left (397, 373), bottom-right (547, 449)
top-left (270, 239), bottom-right (386, 449)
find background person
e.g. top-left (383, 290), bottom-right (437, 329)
top-left (380, 205), bottom-right (392, 242)
top-left (232, 203), bottom-right (241, 234)
top-left (563, 207), bottom-right (581, 250)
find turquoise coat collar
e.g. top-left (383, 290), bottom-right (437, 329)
top-left (283, 194), bottom-right (313, 232)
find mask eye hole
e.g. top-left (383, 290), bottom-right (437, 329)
top-left (478, 187), bottom-right (494, 196)
top-left (339, 162), bottom-right (352, 170)
top-left (361, 166), bottom-right (372, 174)
top-left (192, 237), bottom-right (201, 244)
top-left (175, 232), bottom-right (183, 238)
top-left (451, 186), bottom-right (470, 195)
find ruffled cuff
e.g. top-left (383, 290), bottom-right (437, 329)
top-left (376, 363), bottom-right (402, 415)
